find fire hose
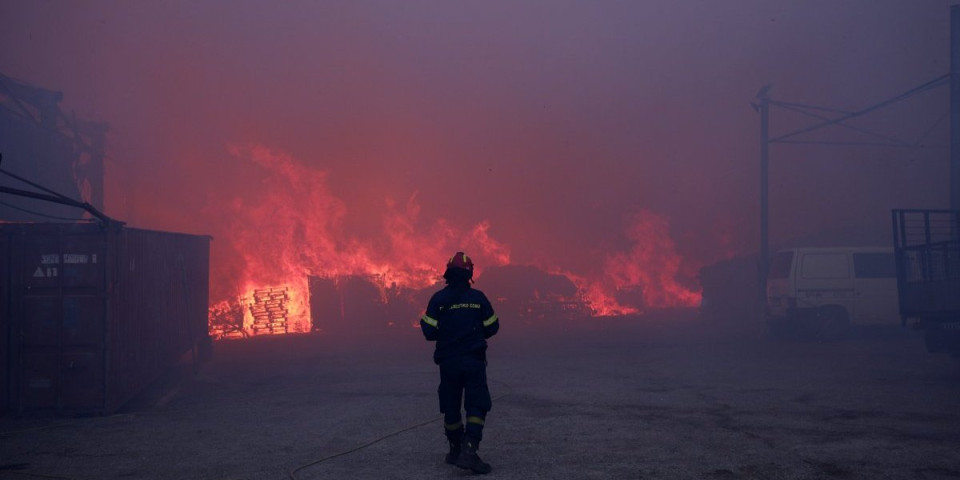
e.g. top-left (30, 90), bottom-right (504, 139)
top-left (288, 378), bottom-right (512, 480)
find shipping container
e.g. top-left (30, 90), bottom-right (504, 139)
top-left (0, 222), bottom-right (211, 415)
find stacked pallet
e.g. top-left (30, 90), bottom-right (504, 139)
top-left (249, 287), bottom-right (289, 335)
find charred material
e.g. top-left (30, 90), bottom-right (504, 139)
top-left (479, 265), bottom-right (588, 324)
top-left (309, 274), bottom-right (423, 336)
top-left (209, 299), bottom-right (247, 340)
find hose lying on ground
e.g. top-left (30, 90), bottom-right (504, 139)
top-left (288, 378), bottom-right (512, 480)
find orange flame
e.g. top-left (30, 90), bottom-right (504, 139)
top-left (602, 210), bottom-right (702, 309)
top-left (535, 210), bottom-right (701, 317)
top-left (208, 144), bottom-right (512, 337)
top-left (207, 145), bottom-right (700, 337)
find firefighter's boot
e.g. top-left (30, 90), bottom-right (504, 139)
top-left (455, 437), bottom-right (492, 474)
top-left (444, 424), bottom-right (463, 465)
top-left (445, 439), bottom-right (461, 465)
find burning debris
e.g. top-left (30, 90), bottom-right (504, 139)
top-left (208, 285), bottom-right (306, 339)
top-left (308, 274), bottom-right (427, 336)
top-left (200, 145), bottom-right (702, 339)
top-left (480, 265), bottom-right (589, 323)
top-left (208, 299), bottom-right (246, 339)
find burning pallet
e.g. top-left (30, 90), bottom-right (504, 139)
top-left (209, 300), bottom-right (246, 339)
top-left (249, 287), bottom-right (290, 335)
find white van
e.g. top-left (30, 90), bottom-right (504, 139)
top-left (765, 247), bottom-right (899, 339)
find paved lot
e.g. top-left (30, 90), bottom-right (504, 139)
top-left (2, 311), bottom-right (960, 479)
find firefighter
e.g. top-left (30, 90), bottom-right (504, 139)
top-left (420, 252), bottom-right (500, 474)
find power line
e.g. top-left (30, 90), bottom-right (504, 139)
top-left (0, 199), bottom-right (85, 221)
top-left (772, 101), bottom-right (914, 147)
top-left (770, 73), bottom-right (949, 143)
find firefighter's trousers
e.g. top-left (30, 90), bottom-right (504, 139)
top-left (438, 352), bottom-right (491, 442)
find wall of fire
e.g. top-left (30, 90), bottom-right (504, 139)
top-left (207, 265), bottom-right (600, 340)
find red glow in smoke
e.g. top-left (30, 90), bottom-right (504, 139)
top-left (208, 144), bottom-right (513, 336)
top-left (206, 145), bottom-right (700, 336)
top-left (539, 210), bottom-right (701, 317)
top-left (603, 210), bottom-right (702, 308)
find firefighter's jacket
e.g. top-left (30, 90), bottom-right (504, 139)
top-left (420, 284), bottom-right (499, 364)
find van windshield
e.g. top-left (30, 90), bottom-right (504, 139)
top-left (768, 251), bottom-right (793, 279)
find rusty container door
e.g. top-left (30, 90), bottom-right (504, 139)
top-left (105, 228), bottom-right (210, 413)
top-left (9, 223), bottom-right (107, 414)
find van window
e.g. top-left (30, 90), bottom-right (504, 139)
top-left (800, 253), bottom-right (849, 279)
top-left (853, 252), bottom-right (896, 278)
top-left (768, 251), bottom-right (793, 279)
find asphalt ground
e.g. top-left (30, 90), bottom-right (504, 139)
top-left (2, 311), bottom-right (960, 479)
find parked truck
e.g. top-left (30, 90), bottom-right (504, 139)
top-left (891, 209), bottom-right (960, 355)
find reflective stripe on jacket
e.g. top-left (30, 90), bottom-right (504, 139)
top-left (420, 285), bottom-right (499, 364)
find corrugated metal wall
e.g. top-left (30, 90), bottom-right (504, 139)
top-left (0, 223), bottom-right (210, 415)
top-left (106, 227), bottom-right (210, 413)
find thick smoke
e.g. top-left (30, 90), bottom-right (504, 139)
top-left (0, 1), bottom-right (953, 324)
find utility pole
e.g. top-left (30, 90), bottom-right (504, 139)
top-left (758, 89), bottom-right (770, 308)
top-left (951, 5), bottom-right (960, 211)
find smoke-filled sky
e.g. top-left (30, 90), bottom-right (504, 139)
top-left (0, 1), bottom-right (954, 305)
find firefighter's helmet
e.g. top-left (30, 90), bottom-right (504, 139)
top-left (446, 252), bottom-right (474, 272)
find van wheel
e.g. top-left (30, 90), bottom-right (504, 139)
top-left (816, 307), bottom-right (850, 341)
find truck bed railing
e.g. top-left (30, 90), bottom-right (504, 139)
top-left (892, 209), bottom-right (960, 249)
top-left (896, 241), bottom-right (960, 283)
top-left (892, 209), bottom-right (960, 318)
